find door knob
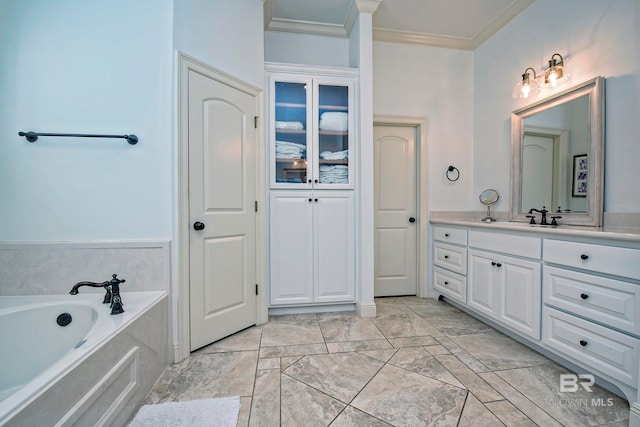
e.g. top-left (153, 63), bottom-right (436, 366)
top-left (409, 217), bottom-right (416, 223)
top-left (193, 222), bottom-right (205, 231)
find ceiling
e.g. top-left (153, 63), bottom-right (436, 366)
top-left (264, 0), bottom-right (535, 50)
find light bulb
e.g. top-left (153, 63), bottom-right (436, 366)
top-left (549, 71), bottom-right (558, 87)
top-left (521, 83), bottom-right (531, 98)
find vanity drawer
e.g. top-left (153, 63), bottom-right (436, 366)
top-left (543, 307), bottom-right (640, 387)
top-left (433, 225), bottom-right (467, 246)
top-left (468, 230), bottom-right (541, 259)
top-left (433, 266), bottom-right (466, 303)
top-left (543, 266), bottom-right (640, 335)
top-left (543, 240), bottom-right (640, 280)
top-left (433, 242), bottom-right (467, 275)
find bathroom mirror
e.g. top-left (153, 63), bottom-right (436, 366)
top-left (510, 77), bottom-right (605, 227)
top-left (479, 189), bottom-right (499, 222)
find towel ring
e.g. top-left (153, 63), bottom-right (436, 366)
top-left (446, 166), bottom-right (460, 182)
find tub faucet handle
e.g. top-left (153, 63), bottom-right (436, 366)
top-left (108, 274), bottom-right (125, 315)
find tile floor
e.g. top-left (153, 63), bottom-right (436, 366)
top-left (145, 297), bottom-right (630, 426)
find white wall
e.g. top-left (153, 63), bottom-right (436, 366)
top-left (0, 0), bottom-right (174, 241)
top-left (174, 0), bottom-right (265, 88)
top-left (265, 31), bottom-right (351, 68)
top-left (372, 42), bottom-right (475, 211)
top-left (474, 0), bottom-right (640, 213)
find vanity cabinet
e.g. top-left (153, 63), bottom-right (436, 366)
top-left (432, 225), bottom-right (467, 303)
top-left (269, 191), bottom-right (355, 306)
top-left (542, 239), bottom-right (640, 387)
top-left (467, 231), bottom-right (542, 340)
top-left (430, 221), bottom-right (640, 416)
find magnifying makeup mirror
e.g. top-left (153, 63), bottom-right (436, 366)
top-left (479, 189), bottom-right (499, 222)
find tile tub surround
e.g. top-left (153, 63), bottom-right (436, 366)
top-left (146, 297), bottom-right (629, 426)
top-left (0, 240), bottom-right (170, 295)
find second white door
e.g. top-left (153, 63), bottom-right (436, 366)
top-left (188, 68), bottom-right (258, 351)
top-left (373, 125), bottom-right (418, 296)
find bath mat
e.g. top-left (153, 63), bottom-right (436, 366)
top-left (128, 396), bottom-right (240, 427)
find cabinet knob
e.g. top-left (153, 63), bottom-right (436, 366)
top-left (444, 281), bottom-right (449, 285)
top-left (491, 261), bottom-right (496, 266)
top-left (444, 255), bottom-right (449, 259)
top-left (580, 254), bottom-right (589, 260)
top-left (579, 339), bottom-right (588, 347)
top-left (314, 198), bottom-right (318, 202)
top-left (308, 179), bottom-right (312, 183)
top-left (409, 217), bottom-right (416, 223)
top-left (193, 222), bottom-right (205, 231)
top-left (580, 293), bottom-right (589, 300)
top-left (314, 179), bottom-right (319, 184)
top-left (496, 263), bottom-right (502, 268)
top-left (308, 198), bottom-right (312, 202)
top-left (445, 233), bottom-right (450, 237)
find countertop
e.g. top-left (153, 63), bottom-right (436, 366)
top-left (430, 218), bottom-right (640, 244)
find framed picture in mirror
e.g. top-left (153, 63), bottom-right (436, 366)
top-left (572, 154), bottom-right (588, 197)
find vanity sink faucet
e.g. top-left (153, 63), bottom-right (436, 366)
top-left (528, 206), bottom-right (549, 225)
top-left (69, 273), bottom-right (125, 315)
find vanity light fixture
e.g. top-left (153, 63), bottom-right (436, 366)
top-left (512, 67), bottom-right (540, 99)
top-left (537, 53), bottom-right (570, 88)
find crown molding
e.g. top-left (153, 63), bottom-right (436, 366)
top-left (355, 0), bottom-right (383, 15)
top-left (264, 0), bottom-right (533, 50)
top-left (373, 28), bottom-right (474, 50)
top-left (266, 18), bottom-right (347, 37)
top-left (472, 0), bottom-right (535, 48)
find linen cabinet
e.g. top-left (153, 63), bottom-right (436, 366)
top-left (266, 64), bottom-right (358, 308)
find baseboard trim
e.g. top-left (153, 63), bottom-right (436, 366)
top-left (356, 302), bottom-right (376, 318)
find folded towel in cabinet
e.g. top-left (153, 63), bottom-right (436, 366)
top-left (319, 112), bottom-right (348, 131)
top-left (275, 141), bottom-right (306, 159)
top-left (319, 164), bottom-right (348, 184)
top-left (320, 150), bottom-right (348, 160)
top-left (275, 121), bottom-right (304, 130)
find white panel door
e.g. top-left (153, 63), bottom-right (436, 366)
top-left (497, 256), bottom-right (541, 339)
top-left (188, 69), bottom-right (257, 351)
top-left (373, 125), bottom-right (417, 296)
top-left (269, 192), bottom-right (314, 305)
top-left (315, 191), bottom-right (355, 302)
top-left (467, 250), bottom-right (497, 317)
top-left (522, 134), bottom-right (554, 210)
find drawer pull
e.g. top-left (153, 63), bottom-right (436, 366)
top-left (580, 293), bottom-right (589, 300)
top-left (580, 254), bottom-right (589, 260)
top-left (579, 340), bottom-right (588, 347)
top-left (444, 255), bottom-right (449, 259)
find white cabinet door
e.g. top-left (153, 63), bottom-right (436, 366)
top-left (314, 192), bottom-right (355, 302)
top-left (497, 256), bottom-right (541, 340)
top-left (468, 249), bottom-right (542, 339)
top-left (468, 249), bottom-right (497, 317)
top-left (269, 192), bottom-right (314, 305)
top-left (270, 191), bottom-right (354, 306)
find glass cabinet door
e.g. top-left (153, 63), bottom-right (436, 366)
top-left (269, 73), bottom-right (354, 189)
top-left (314, 80), bottom-right (353, 188)
top-left (271, 78), bottom-right (312, 188)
